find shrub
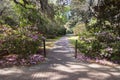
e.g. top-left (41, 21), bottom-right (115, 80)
top-left (77, 18), bottom-right (120, 61)
top-left (57, 27), bottom-right (66, 36)
top-left (0, 26), bottom-right (42, 55)
top-left (73, 23), bottom-right (86, 35)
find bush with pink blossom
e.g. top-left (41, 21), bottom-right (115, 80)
top-left (0, 26), bottom-right (42, 55)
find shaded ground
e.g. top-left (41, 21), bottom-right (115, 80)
top-left (0, 35), bottom-right (120, 80)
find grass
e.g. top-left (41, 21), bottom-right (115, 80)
top-left (45, 37), bottom-right (61, 49)
top-left (68, 35), bottom-right (79, 46)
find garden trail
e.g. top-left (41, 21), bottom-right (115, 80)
top-left (0, 35), bottom-right (120, 80)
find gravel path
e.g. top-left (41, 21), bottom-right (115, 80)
top-left (0, 36), bottom-right (120, 80)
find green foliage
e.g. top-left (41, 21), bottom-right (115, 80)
top-left (0, 26), bottom-right (41, 55)
top-left (3, 16), bottom-right (18, 27)
top-left (45, 22), bottom-right (66, 38)
top-left (56, 26), bottom-right (66, 35)
top-left (0, 0), bottom-right (68, 57)
top-left (77, 40), bottom-right (90, 55)
top-left (77, 0), bottom-right (120, 61)
top-left (66, 29), bottom-right (73, 34)
top-left (64, 6), bottom-right (70, 12)
top-left (73, 23), bottom-right (86, 35)
top-left (77, 31), bottom-right (95, 57)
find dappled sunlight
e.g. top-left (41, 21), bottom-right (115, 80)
top-left (68, 36), bottom-right (79, 40)
top-left (69, 64), bottom-right (88, 69)
top-left (54, 45), bottom-right (63, 48)
top-left (31, 72), bottom-right (55, 78)
top-left (78, 78), bottom-right (92, 80)
top-left (0, 68), bottom-right (24, 75)
top-left (31, 71), bottom-right (68, 79)
top-left (0, 36), bottom-right (120, 80)
top-left (53, 65), bottom-right (75, 73)
top-left (110, 72), bottom-right (120, 76)
top-left (45, 41), bottom-right (56, 49)
top-left (116, 66), bottom-right (120, 69)
top-left (0, 0), bottom-right (120, 79)
top-left (53, 50), bottom-right (69, 53)
top-left (50, 75), bottom-right (68, 80)
top-left (88, 72), bottom-right (111, 80)
top-left (88, 63), bottom-right (108, 68)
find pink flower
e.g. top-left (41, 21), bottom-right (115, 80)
top-left (105, 47), bottom-right (113, 51)
top-left (30, 35), bottom-right (39, 41)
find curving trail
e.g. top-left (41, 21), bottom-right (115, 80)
top-left (0, 36), bottom-right (120, 80)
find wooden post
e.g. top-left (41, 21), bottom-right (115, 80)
top-left (75, 40), bottom-right (77, 58)
top-left (43, 39), bottom-right (46, 57)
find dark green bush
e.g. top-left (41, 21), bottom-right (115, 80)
top-left (57, 27), bottom-right (66, 36)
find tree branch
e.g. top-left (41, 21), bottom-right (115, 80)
top-left (0, 7), bottom-right (6, 16)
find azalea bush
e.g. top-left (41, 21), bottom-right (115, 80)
top-left (78, 32), bottom-right (120, 62)
top-left (78, 17), bottom-right (120, 62)
top-left (0, 26), bottom-right (42, 55)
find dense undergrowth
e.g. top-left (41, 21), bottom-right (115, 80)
top-left (69, 0), bottom-right (120, 64)
top-left (0, 0), bottom-right (67, 67)
top-left (70, 20), bottom-right (120, 64)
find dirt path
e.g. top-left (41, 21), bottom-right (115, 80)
top-left (0, 36), bottom-right (120, 80)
